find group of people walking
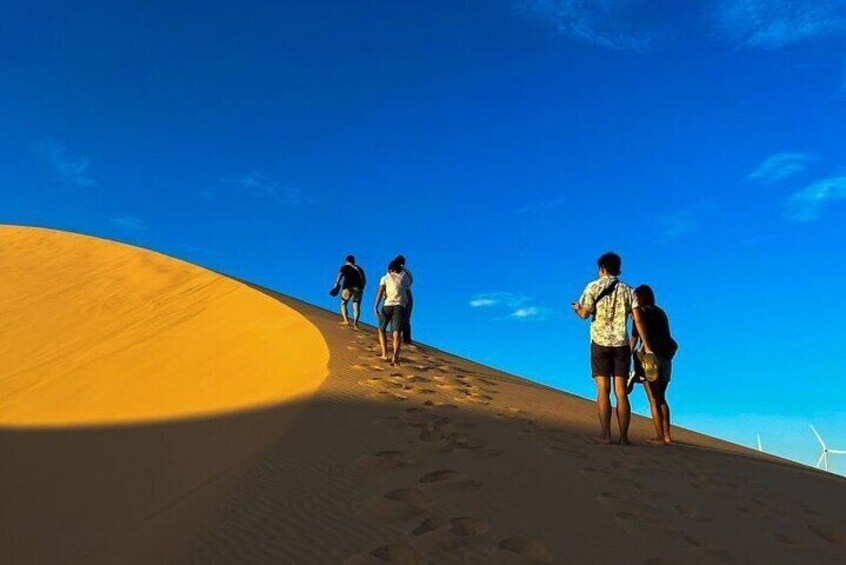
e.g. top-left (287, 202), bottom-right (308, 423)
top-left (572, 252), bottom-right (677, 446)
top-left (330, 250), bottom-right (676, 445)
top-left (331, 254), bottom-right (413, 366)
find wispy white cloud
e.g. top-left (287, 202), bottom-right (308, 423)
top-left (517, 196), bottom-right (567, 214)
top-left (469, 292), bottom-right (530, 309)
top-left (747, 151), bottom-right (815, 184)
top-left (712, 0), bottom-right (846, 49)
top-left (110, 216), bottom-right (146, 230)
top-left (33, 139), bottom-right (97, 189)
top-left (218, 172), bottom-right (310, 204)
top-left (509, 306), bottom-right (551, 320)
top-left (521, 0), bottom-right (656, 52)
top-left (469, 292), bottom-right (549, 321)
top-left (786, 176), bottom-right (846, 221)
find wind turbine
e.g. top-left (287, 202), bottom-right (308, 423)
top-left (810, 425), bottom-right (846, 472)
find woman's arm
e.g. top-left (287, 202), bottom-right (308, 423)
top-left (632, 307), bottom-right (652, 353)
top-left (630, 320), bottom-right (640, 351)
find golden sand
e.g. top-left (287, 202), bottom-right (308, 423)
top-left (0, 226), bottom-right (328, 426)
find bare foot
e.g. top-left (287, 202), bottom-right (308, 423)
top-left (390, 356), bottom-right (400, 367)
top-left (380, 354), bottom-right (389, 361)
top-left (663, 437), bottom-right (673, 445)
top-left (339, 320), bottom-right (350, 326)
top-left (647, 437), bottom-right (665, 444)
top-left (619, 437), bottom-right (633, 446)
top-left (592, 436), bottom-right (614, 445)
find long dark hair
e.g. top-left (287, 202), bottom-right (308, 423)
top-left (634, 284), bottom-right (656, 308)
top-left (388, 258), bottom-right (404, 274)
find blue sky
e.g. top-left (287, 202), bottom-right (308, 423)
top-left (2, 0), bottom-right (846, 472)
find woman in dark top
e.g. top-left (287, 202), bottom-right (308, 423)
top-left (631, 285), bottom-right (678, 445)
top-left (393, 255), bottom-right (413, 345)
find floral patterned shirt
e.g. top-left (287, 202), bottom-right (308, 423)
top-left (578, 276), bottom-right (635, 347)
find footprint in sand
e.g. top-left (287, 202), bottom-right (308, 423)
top-left (383, 380), bottom-right (413, 391)
top-left (807, 523), bottom-right (845, 544)
top-left (596, 491), bottom-right (625, 504)
top-left (414, 423), bottom-right (486, 452)
top-left (360, 488), bottom-right (432, 523)
top-left (412, 516), bottom-right (489, 537)
top-left (474, 447), bottom-right (505, 458)
top-left (439, 420), bottom-right (477, 433)
top-left (418, 469), bottom-right (483, 493)
top-left (474, 376), bottom-right (499, 387)
top-left (774, 533), bottom-right (805, 548)
top-left (410, 516), bottom-right (489, 553)
top-left (422, 400), bottom-right (458, 410)
top-left (368, 391), bottom-right (408, 402)
top-left (465, 392), bottom-right (493, 405)
top-left (683, 535), bottom-right (719, 549)
top-left (346, 543), bottom-right (427, 565)
top-left (497, 537), bottom-right (554, 564)
top-left (371, 543), bottom-right (426, 565)
top-left (356, 450), bottom-right (416, 471)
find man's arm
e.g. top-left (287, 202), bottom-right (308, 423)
top-left (571, 283), bottom-right (595, 320)
top-left (571, 303), bottom-right (591, 319)
top-left (632, 307), bottom-right (652, 353)
top-left (333, 269), bottom-right (343, 288)
top-left (374, 285), bottom-right (385, 315)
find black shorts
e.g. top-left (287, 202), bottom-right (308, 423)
top-left (591, 343), bottom-right (631, 378)
top-left (379, 305), bottom-right (406, 333)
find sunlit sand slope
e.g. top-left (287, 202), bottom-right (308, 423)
top-left (0, 225), bottom-right (328, 426)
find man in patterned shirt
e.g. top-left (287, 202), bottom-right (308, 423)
top-left (571, 252), bottom-right (635, 445)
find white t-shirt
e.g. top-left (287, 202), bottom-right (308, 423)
top-left (380, 272), bottom-right (409, 307)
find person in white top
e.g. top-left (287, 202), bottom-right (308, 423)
top-left (374, 259), bottom-right (410, 365)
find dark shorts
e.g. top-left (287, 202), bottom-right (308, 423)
top-left (341, 287), bottom-right (362, 303)
top-left (591, 343), bottom-right (631, 378)
top-left (379, 305), bottom-right (406, 333)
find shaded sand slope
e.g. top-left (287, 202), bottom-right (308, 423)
top-left (1, 227), bottom-right (845, 564)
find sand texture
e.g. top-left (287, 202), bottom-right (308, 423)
top-left (1, 226), bottom-right (844, 564)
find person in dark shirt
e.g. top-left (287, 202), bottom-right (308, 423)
top-left (631, 284), bottom-right (678, 445)
top-left (393, 255), bottom-right (414, 345)
top-left (332, 255), bottom-right (366, 328)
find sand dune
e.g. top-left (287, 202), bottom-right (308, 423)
top-left (1, 226), bottom-right (844, 564)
